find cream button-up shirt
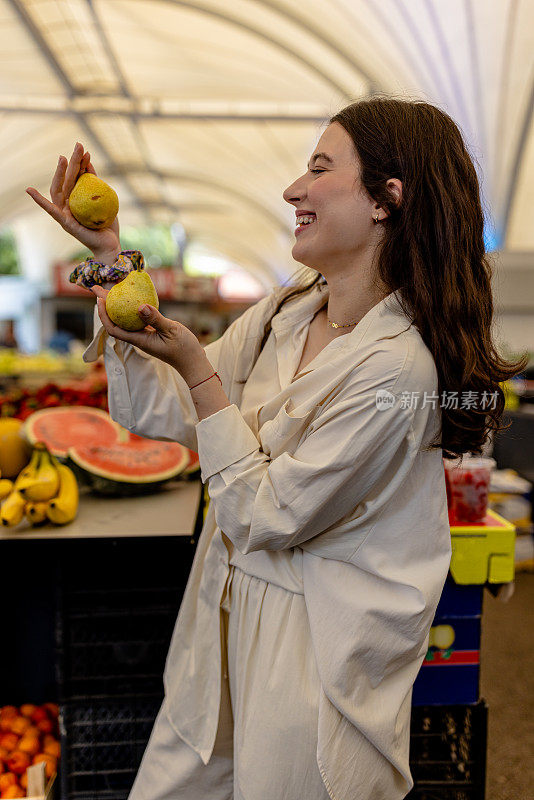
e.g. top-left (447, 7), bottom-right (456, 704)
top-left (83, 281), bottom-right (452, 800)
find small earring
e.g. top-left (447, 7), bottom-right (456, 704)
top-left (374, 214), bottom-right (380, 224)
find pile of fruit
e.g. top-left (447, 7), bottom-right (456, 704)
top-left (0, 407), bottom-right (199, 523)
top-left (0, 443), bottom-right (78, 528)
top-left (0, 378), bottom-right (108, 421)
top-left (0, 703), bottom-right (60, 798)
top-left (0, 348), bottom-right (89, 378)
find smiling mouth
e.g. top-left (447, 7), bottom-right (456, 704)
top-left (295, 215), bottom-right (316, 235)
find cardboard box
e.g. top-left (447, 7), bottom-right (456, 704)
top-left (26, 762), bottom-right (56, 800)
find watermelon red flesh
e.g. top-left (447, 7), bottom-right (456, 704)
top-left (183, 449), bottom-right (200, 475)
top-left (23, 406), bottom-right (122, 459)
top-left (68, 435), bottom-right (189, 485)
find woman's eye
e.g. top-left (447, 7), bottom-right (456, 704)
top-left (310, 168), bottom-right (325, 174)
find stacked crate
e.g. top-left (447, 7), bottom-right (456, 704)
top-left (407, 509), bottom-right (516, 799)
top-left (56, 536), bottom-right (197, 800)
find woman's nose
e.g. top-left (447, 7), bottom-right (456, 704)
top-left (283, 174), bottom-right (306, 205)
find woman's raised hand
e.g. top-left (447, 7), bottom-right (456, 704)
top-left (26, 142), bottom-right (121, 262)
top-left (91, 286), bottom-right (204, 378)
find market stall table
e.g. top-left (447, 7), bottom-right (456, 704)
top-left (0, 479), bottom-right (201, 540)
top-left (1, 478), bottom-right (202, 700)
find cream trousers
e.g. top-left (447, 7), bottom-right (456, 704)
top-left (128, 565), bottom-right (331, 800)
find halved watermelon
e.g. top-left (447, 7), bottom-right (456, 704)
top-left (23, 407), bottom-right (122, 460)
top-left (182, 449), bottom-right (200, 477)
top-left (67, 432), bottom-right (190, 495)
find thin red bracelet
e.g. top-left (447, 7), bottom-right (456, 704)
top-left (188, 371), bottom-right (222, 390)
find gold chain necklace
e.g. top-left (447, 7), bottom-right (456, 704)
top-left (320, 290), bottom-right (359, 328)
top-left (327, 317), bottom-right (359, 329)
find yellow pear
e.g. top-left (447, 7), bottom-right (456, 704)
top-left (106, 270), bottom-right (159, 331)
top-left (69, 173), bottom-right (119, 230)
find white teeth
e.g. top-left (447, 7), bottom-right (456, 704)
top-left (296, 215), bottom-right (316, 226)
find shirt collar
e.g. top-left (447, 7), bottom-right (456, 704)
top-left (271, 280), bottom-right (412, 344)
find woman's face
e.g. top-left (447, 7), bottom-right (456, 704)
top-left (283, 122), bottom-right (380, 271)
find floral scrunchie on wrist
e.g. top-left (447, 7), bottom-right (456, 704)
top-left (69, 250), bottom-right (144, 289)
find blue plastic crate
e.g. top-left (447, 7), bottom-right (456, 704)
top-left (435, 576), bottom-right (483, 617)
top-left (412, 577), bottom-right (483, 706)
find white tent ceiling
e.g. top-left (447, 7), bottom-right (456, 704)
top-left (0, 0), bottom-right (533, 289)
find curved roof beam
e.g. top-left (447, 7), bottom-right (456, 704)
top-left (142, 0), bottom-right (367, 99)
top-left (0, 97), bottom-right (327, 123)
top-left (250, 0), bottom-right (379, 91)
top-left (493, 0), bottom-right (518, 209)
top-left (85, 0), bottom-right (157, 170)
top-left (501, 75), bottom-right (534, 245)
top-left (107, 165), bottom-right (292, 233)
top-left (6, 0), bottom-right (154, 221)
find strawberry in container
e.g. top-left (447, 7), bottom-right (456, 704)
top-left (444, 456), bottom-right (496, 525)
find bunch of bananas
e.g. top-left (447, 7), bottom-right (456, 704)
top-left (0, 443), bottom-right (79, 528)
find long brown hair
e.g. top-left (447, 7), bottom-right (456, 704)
top-left (255, 96), bottom-right (527, 459)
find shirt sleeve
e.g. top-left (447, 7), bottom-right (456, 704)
top-left (195, 378), bottom-right (417, 554)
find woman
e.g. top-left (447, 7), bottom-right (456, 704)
top-left (27, 97), bottom-right (527, 800)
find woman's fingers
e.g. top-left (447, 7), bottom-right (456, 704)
top-left (96, 297), bottom-right (148, 345)
top-left (89, 285), bottom-right (109, 299)
top-left (25, 187), bottom-right (64, 225)
top-left (63, 142), bottom-right (84, 198)
top-left (79, 152), bottom-right (90, 174)
top-left (50, 156), bottom-right (67, 206)
top-left (134, 304), bottom-right (172, 335)
top-left (82, 151), bottom-right (97, 176)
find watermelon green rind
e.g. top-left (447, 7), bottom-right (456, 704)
top-left (69, 468), bottom-right (172, 497)
top-left (23, 407), bottom-right (122, 459)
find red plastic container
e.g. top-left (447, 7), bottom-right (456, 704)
top-left (444, 456), bottom-right (496, 525)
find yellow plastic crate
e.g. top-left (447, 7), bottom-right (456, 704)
top-left (450, 509), bottom-right (516, 584)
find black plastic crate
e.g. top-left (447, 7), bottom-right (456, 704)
top-left (59, 699), bottom-right (487, 800)
top-left (55, 537), bottom-right (199, 701)
top-left (60, 693), bottom-right (162, 800)
top-left (57, 585), bottom-right (181, 697)
top-left (407, 701), bottom-right (488, 799)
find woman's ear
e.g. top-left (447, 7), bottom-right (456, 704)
top-left (387, 178), bottom-right (403, 208)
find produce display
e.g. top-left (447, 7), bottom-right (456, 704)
top-left (0, 349), bottom-right (89, 379)
top-left (68, 173), bottom-right (118, 230)
top-left (0, 379), bottom-right (108, 421)
top-left (0, 703), bottom-right (60, 798)
top-left (0, 401), bottom-right (200, 527)
top-left (0, 442), bottom-right (78, 528)
top-left (105, 268), bottom-right (159, 331)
